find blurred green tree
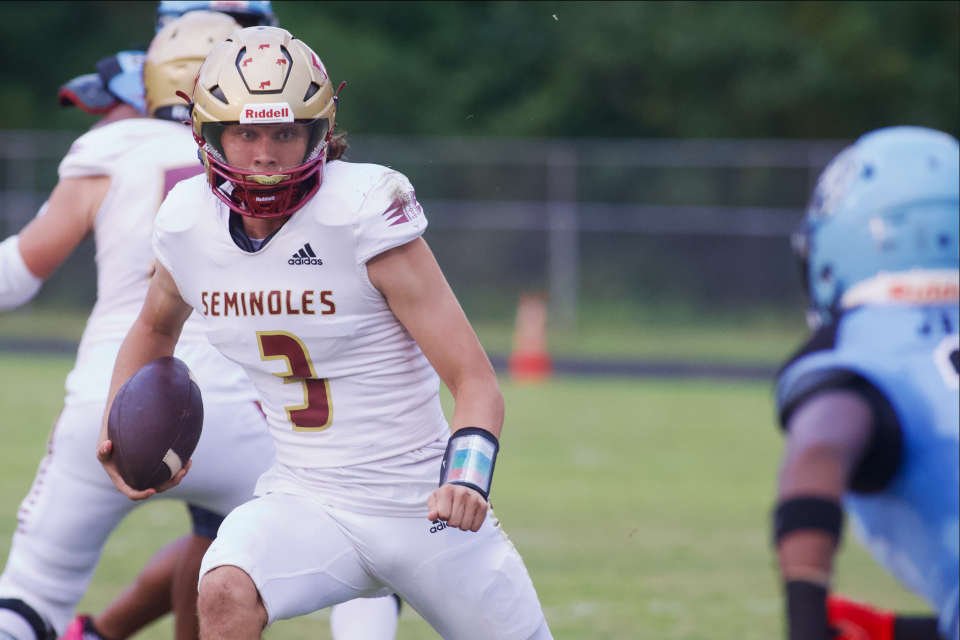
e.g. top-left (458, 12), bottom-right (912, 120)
top-left (1, 1), bottom-right (956, 138)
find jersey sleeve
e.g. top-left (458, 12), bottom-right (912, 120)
top-left (775, 318), bottom-right (903, 493)
top-left (152, 176), bottom-right (205, 297)
top-left (355, 170), bottom-right (428, 265)
top-left (776, 320), bottom-right (848, 425)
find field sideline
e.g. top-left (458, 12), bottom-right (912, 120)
top-left (0, 355), bottom-right (929, 639)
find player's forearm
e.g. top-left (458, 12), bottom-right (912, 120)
top-left (111, 317), bottom-right (181, 391)
top-left (100, 261), bottom-right (194, 435)
top-left (777, 517), bottom-right (839, 640)
top-left (448, 372), bottom-right (504, 440)
top-left (776, 441), bottom-right (846, 640)
top-left (777, 450), bottom-right (844, 581)
top-left (100, 315), bottom-right (183, 442)
top-left (777, 391), bottom-right (875, 579)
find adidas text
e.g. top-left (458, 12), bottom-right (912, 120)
top-left (430, 519), bottom-right (448, 534)
top-left (289, 243), bottom-right (322, 266)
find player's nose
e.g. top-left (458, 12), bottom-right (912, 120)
top-left (249, 142), bottom-right (281, 169)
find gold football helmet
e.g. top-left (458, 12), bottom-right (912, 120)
top-left (189, 26), bottom-right (341, 217)
top-left (143, 11), bottom-right (240, 121)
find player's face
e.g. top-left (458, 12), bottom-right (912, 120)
top-left (220, 123), bottom-right (310, 173)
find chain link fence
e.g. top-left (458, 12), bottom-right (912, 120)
top-left (0, 131), bottom-right (847, 324)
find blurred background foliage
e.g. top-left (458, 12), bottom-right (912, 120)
top-left (0, 1), bottom-right (957, 139)
top-left (0, 1), bottom-right (956, 326)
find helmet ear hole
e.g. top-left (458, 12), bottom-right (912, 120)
top-left (210, 85), bottom-right (228, 104)
top-left (820, 265), bottom-right (833, 282)
top-left (304, 82), bottom-right (321, 102)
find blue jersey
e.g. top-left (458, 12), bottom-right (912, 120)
top-left (776, 304), bottom-right (960, 639)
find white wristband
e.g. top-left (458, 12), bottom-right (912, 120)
top-left (0, 235), bottom-right (43, 310)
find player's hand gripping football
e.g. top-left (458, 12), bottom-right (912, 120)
top-left (97, 438), bottom-right (191, 501)
top-left (427, 484), bottom-right (488, 532)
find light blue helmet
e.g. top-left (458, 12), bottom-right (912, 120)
top-left (156, 1), bottom-right (277, 31)
top-left (795, 126), bottom-right (960, 328)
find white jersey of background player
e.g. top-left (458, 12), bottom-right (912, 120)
top-left (98, 26), bottom-right (551, 640)
top-left (0, 12), bottom-right (397, 640)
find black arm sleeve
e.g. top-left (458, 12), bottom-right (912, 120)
top-left (894, 616), bottom-right (943, 640)
top-left (785, 581), bottom-right (833, 640)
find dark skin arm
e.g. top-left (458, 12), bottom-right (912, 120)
top-left (776, 390), bottom-right (874, 586)
top-left (92, 534), bottom-right (212, 640)
top-left (93, 536), bottom-right (185, 639)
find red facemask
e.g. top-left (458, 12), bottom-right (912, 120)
top-left (196, 118), bottom-right (332, 218)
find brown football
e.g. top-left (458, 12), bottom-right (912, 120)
top-left (107, 356), bottom-right (203, 491)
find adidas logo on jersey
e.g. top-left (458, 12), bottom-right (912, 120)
top-left (289, 243), bottom-right (323, 266)
top-left (430, 519), bottom-right (449, 534)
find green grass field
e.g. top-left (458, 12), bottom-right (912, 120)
top-left (0, 307), bottom-right (807, 365)
top-left (0, 354), bottom-right (930, 639)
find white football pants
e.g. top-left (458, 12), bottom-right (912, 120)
top-left (330, 595), bottom-right (399, 639)
top-left (200, 491), bottom-right (552, 640)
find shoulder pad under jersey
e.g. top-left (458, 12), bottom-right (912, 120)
top-left (319, 161), bottom-right (429, 265)
top-left (58, 119), bottom-right (178, 179)
top-left (775, 307), bottom-right (912, 492)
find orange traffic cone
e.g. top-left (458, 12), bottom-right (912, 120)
top-left (508, 294), bottom-right (554, 382)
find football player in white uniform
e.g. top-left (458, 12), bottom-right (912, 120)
top-left (98, 25), bottom-right (553, 640)
top-left (0, 12), bottom-right (398, 640)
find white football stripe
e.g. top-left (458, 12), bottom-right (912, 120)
top-left (163, 449), bottom-right (183, 476)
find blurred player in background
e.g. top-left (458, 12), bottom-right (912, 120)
top-left (0, 11), bottom-right (270, 640)
top-left (773, 127), bottom-right (959, 640)
top-left (97, 23), bottom-right (551, 640)
top-left (0, 6), bottom-right (399, 640)
top-left (155, 0), bottom-right (278, 29)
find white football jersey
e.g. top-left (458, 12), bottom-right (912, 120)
top-left (153, 162), bottom-right (449, 471)
top-left (58, 118), bottom-right (257, 405)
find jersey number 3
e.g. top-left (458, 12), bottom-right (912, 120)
top-left (257, 331), bottom-right (333, 431)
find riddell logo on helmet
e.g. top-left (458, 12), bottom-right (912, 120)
top-left (889, 281), bottom-right (959, 303)
top-left (842, 271), bottom-right (960, 309)
top-left (240, 102), bottom-right (294, 124)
